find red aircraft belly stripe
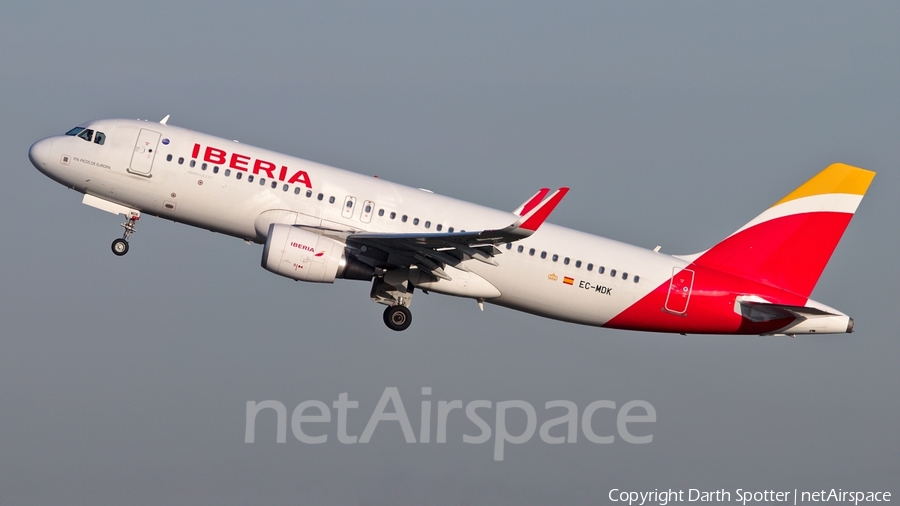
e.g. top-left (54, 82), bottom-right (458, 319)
top-left (605, 210), bottom-right (857, 335)
top-left (604, 264), bottom-right (806, 334)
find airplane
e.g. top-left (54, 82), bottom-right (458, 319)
top-left (28, 117), bottom-right (875, 334)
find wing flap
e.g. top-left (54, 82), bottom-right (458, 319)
top-left (339, 186), bottom-right (569, 273)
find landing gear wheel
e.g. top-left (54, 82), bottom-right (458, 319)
top-left (112, 213), bottom-right (139, 256)
top-left (111, 238), bottom-right (129, 256)
top-left (383, 305), bottom-right (412, 332)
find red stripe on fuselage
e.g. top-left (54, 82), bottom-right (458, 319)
top-left (605, 211), bottom-right (854, 334)
top-left (605, 264), bottom-right (805, 334)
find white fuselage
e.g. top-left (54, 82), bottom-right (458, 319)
top-left (35, 117), bottom-right (860, 336)
top-left (30, 118), bottom-right (678, 327)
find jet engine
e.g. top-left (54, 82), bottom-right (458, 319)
top-left (261, 224), bottom-right (373, 283)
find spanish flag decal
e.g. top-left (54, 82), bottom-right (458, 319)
top-left (563, 276), bottom-right (574, 285)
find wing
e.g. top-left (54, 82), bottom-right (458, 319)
top-left (308, 187), bottom-right (568, 281)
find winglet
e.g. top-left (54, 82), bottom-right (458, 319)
top-left (512, 188), bottom-right (550, 216)
top-left (517, 187), bottom-right (569, 231)
top-left (160, 114), bottom-right (170, 125)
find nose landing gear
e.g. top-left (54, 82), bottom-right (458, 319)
top-left (111, 213), bottom-right (140, 256)
top-left (111, 238), bottom-right (129, 256)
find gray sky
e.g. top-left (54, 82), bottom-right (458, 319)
top-left (1, 2), bottom-right (898, 504)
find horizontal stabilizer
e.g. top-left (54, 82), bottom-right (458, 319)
top-left (736, 300), bottom-right (838, 323)
top-left (735, 297), bottom-right (853, 335)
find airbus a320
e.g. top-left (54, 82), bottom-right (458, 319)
top-left (29, 117), bottom-right (875, 334)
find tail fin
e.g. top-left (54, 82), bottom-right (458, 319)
top-left (689, 163), bottom-right (875, 298)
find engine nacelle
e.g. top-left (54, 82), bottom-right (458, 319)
top-left (261, 224), bottom-right (373, 283)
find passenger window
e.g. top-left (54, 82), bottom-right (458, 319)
top-left (448, 227), bottom-right (454, 233)
top-left (273, 182), bottom-right (278, 189)
top-left (390, 212), bottom-right (396, 219)
top-left (294, 187), bottom-right (301, 194)
top-left (564, 257), bottom-right (570, 265)
top-left (306, 190), bottom-right (312, 198)
top-left (329, 196), bottom-right (335, 204)
top-left (610, 269), bottom-right (616, 277)
top-left (587, 263), bottom-right (593, 271)
top-left (634, 275), bottom-right (640, 283)
top-left (77, 129), bottom-right (94, 142)
top-left (202, 163), bottom-right (207, 170)
top-left (517, 245), bottom-right (524, 253)
top-left (436, 224), bottom-right (442, 231)
top-left (378, 209), bottom-right (385, 217)
top-left (552, 254), bottom-right (558, 262)
top-left (506, 243), bottom-right (512, 250)
top-left (529, 248), bottom-right (535, 256)
top-left (236, 172), bottom-right (242, 180)
top-left (365, 205), bottom-right (372, 213)
top-left (598, 266), bottom-right (605, 274)
top-left (540, 251), bottom-right (547, 259)
top-left (166, 154), bottom-right (173, 162)
top-left (346, 201), bottom-right (353, 208)
top-left (425, 221), bottom-right (431, 229)
top-left (213, 166), bottom-right (219, 174)
top-left (94, 132), bottom-right (106, 145)
top-left (248, 175), bottom-right (254, 182)
top-left (317, 193), bottom-right (324, 201)
top-left (575, 260), bottom-right (582, 268)
top-left (413, 218), bottom-right (419, 225)
top-left (402, 215), bottom-right (408, 223)
top-left (622, 272), bottom-right (628, 280)
top-left (178, 157), bottom-right (184, 164)
top-left (190, 160), bottom-right (196, 168)
top-left (225, 169), bottom-right (231, 176)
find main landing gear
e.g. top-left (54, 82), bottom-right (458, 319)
top-left (383, 305), bottom-right (412, 332)
top-left (371, 269), bottom-right (415, 331)
top-left (111, 213), bottom-right (140, 256)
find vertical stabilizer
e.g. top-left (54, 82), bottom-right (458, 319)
top-left (691, 163), bottom-right (875, 298)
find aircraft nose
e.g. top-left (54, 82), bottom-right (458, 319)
top-left (28, 138), bottom-right (52, 169)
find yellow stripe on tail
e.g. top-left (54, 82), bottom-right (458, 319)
top-left (773, 163), bottom-right (876, 207)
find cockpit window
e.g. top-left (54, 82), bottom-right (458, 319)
top-left (77, 129), bottom-right (94, 142)
top-left (66, 126), bottom-right (105, 144)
